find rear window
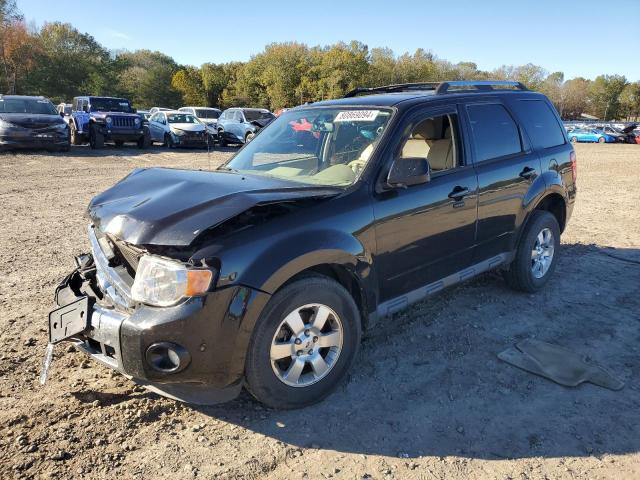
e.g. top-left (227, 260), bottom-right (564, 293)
top-left (466, 103), bottom-right (522, 162)
top-left (511, 100), bottom-right (565, 149)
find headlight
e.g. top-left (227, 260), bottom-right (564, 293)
top-left (134, 117), bottom-right (141, 126)
top-left (0, 118), bottom-right (16, 129)
top-left (131, 255), bottom-right (213, 307)
top-left (171, 128), bottom-right (185, 136)
top-left (105, 116), bottom-right (112, 124)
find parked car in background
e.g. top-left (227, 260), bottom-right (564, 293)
top-left (567, 128), bottom-right (616, 143)
top-left (69, 96), bottom-right (150, 149)
top-left (137, 110), bottom-right (151, 122)
top-left (610, 124), bottom-right (637, 144)
top-left (147, 110), bottom-right (209, 148)
top-left (178, 106), bottom-right (221, 127)
top-left (217, 107), bottom-right (275, 145)
top-left (0, 95), bottom-right (70, 151)
top-left (57, 103), bottom-right (72, 120)
top-left (149, 107), bottom-right (172, 115)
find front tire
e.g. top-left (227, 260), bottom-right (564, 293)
top-left (570, 136), bottom-right (578, 143)
top-left (138, 128), bottom-right (151, 149)
top-left (245, 275), bottom-right (362, 409)
top-left (598, 136), bottom-right (606, 144)
top-left (164, 133), bottom-right (175, 148)
top-left (89, 125), bottom-right (104, 149)
top-left (503, 210), bottom-right (560, 293)
top-left (245, 132), bottom-right (256, 143)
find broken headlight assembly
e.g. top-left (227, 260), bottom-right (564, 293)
top-left (131, 255), bottom-right (214, 307)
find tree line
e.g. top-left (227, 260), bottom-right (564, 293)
top-left (1, 1), bottom-right (639, 120)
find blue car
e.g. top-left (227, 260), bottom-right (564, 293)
top-left (567, 128), bottom-right (616, 144)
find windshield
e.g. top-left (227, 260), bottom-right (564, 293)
top-left (0, 98), bottom-right (57, 115)
top-left (225, 107), bottom-right (392, 187)
top-left (167, 113), bottom-right (199, 124)
top-left (195, 109), bottom-right (220, 119)
top-left (90, 98), bottom-right (132, 113)
top-left (244, 110), bottom-right (275, 122)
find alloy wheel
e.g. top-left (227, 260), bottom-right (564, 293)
top-left (531, 227), bottom-right (555, 279)
top-left (270, 303), bottom-right (343, 387)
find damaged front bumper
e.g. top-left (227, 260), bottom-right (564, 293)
top-left (53, 250), bottom-right (270, 405)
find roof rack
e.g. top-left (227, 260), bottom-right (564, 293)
top-left (343, 80), bottom-right (527, 98)
top-left (434, 80), bottom-right (527, 94)
top-left (344, 82), bottom-right (440, 98)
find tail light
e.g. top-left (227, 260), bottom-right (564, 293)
top-left (570, 151), bottom-right (577, 181)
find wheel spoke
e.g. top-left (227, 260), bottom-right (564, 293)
top-left (317, 331), bottom-right (341, 348)
top-left (537, 231), bottom-right (544, 246)
top-left (283, 358), bottom-right (305, 384)
top-left (311, 305), bottom-right (332, 331)
top-left (270, 342), bottom-right (294, 361)
top-left (310, 355), bottom-right (329, 377)
top-left (284, 310), bottom-right (305, 335)
top-left (531, 249), bottom-right (538, 260)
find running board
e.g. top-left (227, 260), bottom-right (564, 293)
top-left (376, 253), bottom-right (511, 317)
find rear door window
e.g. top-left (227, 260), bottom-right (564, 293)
top-left (511, 99), bottom-right (565, 149)
top-left (466, 103), bottom-right (522, 162)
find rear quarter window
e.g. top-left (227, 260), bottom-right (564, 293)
top-left (511, 99), bottom-right (565, 149)
top-left (466, 103), bottom-right (522, 162)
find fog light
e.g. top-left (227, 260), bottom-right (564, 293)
top-left (145, 342), bottom-right (190, 373)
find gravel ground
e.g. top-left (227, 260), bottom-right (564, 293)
top-left (0, 143), bottom-right (639, 480)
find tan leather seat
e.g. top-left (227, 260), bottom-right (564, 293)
top-left (427, 126), bottom-right (454, 171)
top-left (401, 119), bottom-right (438, 158)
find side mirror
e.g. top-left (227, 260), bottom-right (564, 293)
top-left (59, 112), bottom-right (65, 118)
top-left (132, 108), bottom-right (137, 113)
top-left (387, 157), bottom-right (431, 188)
top-left (82, 105), bottom-right (89, 113)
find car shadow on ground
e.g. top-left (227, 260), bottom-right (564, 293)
top-left (184, 243), bottom-right (640, 460)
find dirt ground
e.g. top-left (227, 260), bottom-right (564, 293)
top-left (0, 143), bottom-right (639, 480)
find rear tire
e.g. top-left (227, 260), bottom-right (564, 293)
top-left (245, 275), bottom-right (362, 409)
top-left (503, 210), bottom-right (560, 293)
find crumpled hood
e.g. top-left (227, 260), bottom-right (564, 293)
top-left (88, 167), bottom-right (340, 246)
top-left (170, 123), bottom-right (205, 133)
top-left (0, 113), bottom-right (65, 129)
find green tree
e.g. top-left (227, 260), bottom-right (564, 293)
top-left (26, 22), bottom-right (114, 102)
top-left (116, 50), bottom-right (182, 108)
top-left (618, 82), bottom-right (640, 121)
top-left (172, 66), bottom-right (207, 106)
top-left (588, 74), bottom-right (628, 120)
top-left (562, 77), bottom-right (592, 119)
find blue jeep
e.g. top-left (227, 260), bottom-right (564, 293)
top-left (69, 96), bottom-right (150, 149)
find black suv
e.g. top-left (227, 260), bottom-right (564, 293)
top-left (49, 81), bottom-right (576, 409)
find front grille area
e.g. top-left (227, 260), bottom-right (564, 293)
top-left (111, 116), bottom-right (136, 128)
top-left (111, 238), bottom-right (143, 273)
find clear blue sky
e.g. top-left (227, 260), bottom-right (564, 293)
top-left (18, 0), bottom-right (640, 81)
